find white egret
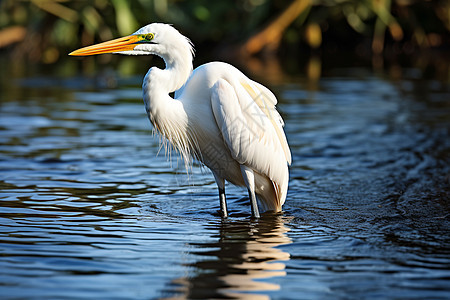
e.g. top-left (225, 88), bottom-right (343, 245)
top-left (70, 23), bottom-right (291, 218)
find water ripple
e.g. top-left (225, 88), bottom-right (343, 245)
top-left (0, 65), bottom-right (449, 299)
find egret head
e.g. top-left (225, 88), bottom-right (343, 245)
top-left (69, 23), bottom-right (194, 62)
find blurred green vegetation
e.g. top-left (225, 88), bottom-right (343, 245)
top-left (0, 0), bottom-right (448, 67)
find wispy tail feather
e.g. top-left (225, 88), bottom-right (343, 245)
top-left (255, 173), bottom-right (288, 212)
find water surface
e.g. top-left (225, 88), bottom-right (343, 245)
top-left (0, 58), bottom-right (449, 299)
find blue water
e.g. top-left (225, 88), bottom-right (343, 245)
top-left (0, 58), bottom-right (449, 299)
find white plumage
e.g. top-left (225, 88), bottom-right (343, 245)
top-left (70, 23), bottom-right (291, 218)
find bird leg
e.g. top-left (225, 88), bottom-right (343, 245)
top-left (213, 173), bottom-right (228, 218)
top-left (218, 187), bottom-right (228, 218)
top-left (240, 165), bottom-right (260, 218)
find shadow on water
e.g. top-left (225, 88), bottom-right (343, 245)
top-left (163, 214), bottom-right (292, 299)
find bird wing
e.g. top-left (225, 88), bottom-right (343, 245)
top-left (239, 77), bottom-right (291, 165)
top-left (211, 77), bottom-right (290, 198)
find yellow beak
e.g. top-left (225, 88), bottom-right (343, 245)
top-left (69, 35), bottom-right (142, 56)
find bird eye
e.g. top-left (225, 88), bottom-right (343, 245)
top-left (143, 33), bottom-right (154, 41)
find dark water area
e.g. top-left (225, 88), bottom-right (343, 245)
top-left (0, 56), bottom-right (449, 299)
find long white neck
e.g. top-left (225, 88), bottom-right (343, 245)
top-left (142, 44), bottom-right (195, 165)
top-left (142, 43), bottom-right (193, 119)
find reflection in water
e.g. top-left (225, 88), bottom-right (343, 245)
top-left (166, 215), bottom-right (292, 299)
